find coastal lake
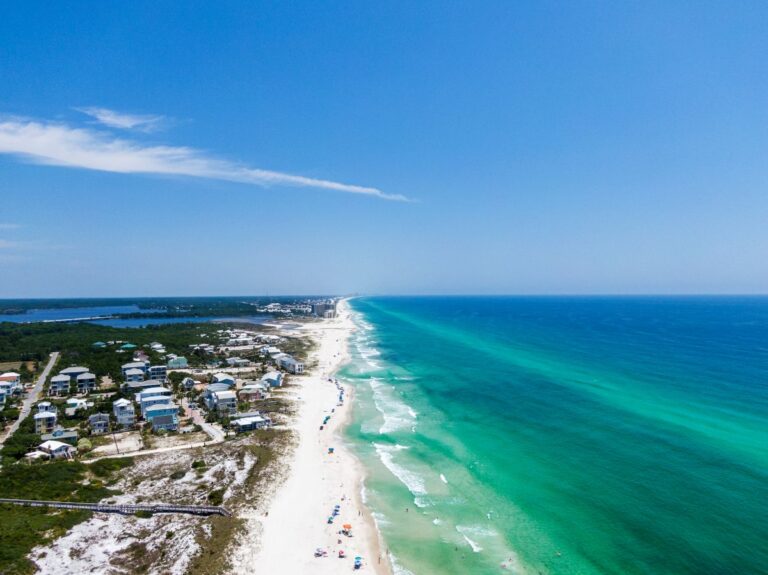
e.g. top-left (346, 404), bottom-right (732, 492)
top-left (342, 296), bottom-right (768, 575)
top-left (0, 305), bottom-right (270, 328)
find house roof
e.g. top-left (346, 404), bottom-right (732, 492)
top-left (1, 371), bottom-right (20, 378)
top-left (51, 374), bottom-right (70, 383)
top-left (151, 414), bottom-right (176, 426)
top-left (145, 402), bottom-right (178, 413)
top-left (76, 372), bottom-right (96, 380)
top-left (125, 379), bottom-right (163, 390)
top-left (137, 386), bottom-right (171, 397)
top-left (39, 440), bottom-right (72, 451)
top-left (214, 390), bottom-right (237, 400)
top-left (34, 411), bottom-right (56, 419)
top-left (233, 415), bottom-right (268, 426)
top-left (60, 366), bottom-right (88, 375)
top-left (113, 398), bottom-right (133, 407)
top-left (121, 362), bottom-right (147, 370)
top-left (206, 383), bottom-right (231, 393)
top-left (125, 368), bottom-right (145, 376)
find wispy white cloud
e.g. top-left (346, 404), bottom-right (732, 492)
top-left (0, 116), bottom-right (407, 201)
top-left (0, 239), bottom-right (20, 249)
top-left (0, 223), bottom-right (21, 230)
top-left (75, 107), bottom-right (165, 132)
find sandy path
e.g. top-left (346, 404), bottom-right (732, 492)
top-left (230, 300), bottom-right (391, 575)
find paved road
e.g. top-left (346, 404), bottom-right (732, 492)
top-left (0, 351), bottom-right (59, 445)
top-left (182, 397), bottom-right (226, 442)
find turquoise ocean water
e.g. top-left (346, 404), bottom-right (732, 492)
top-left (339, 297), bottom-right (768, 575)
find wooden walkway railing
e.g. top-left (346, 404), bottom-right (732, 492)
top-left (0, 497), bottom-right (231, 517)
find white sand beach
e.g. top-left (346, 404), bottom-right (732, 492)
top-left (231, 299), bottom-right (392, 575)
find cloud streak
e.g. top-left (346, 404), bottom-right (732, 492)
top-left (75, 107), bottom-right (165, 132)
top-left (0, 116), bottom-right (406, 201)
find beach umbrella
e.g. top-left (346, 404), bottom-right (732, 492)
top-left (343, 524), bottom-right (352, 530)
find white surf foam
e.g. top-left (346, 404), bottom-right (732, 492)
top-left (370, 378), bottom-right (417, 434)
top-left (373, 443), bottom-right (427, 497)
top-left (440, 473), bottom-right (448, 484)
top-left (455, 525), bottom-right (500, 554)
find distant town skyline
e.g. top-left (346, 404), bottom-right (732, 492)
top-left (3, 2), bottom-right (768, 297)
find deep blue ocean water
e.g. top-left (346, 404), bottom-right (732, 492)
top-left (341, 297), bottom-right (768, 575)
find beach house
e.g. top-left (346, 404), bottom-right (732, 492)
top-left (148, 365), bottom-right (167, 382)
top-left (261, 371), bottom-right (284, 388)
top-left (167, 356), bottom-right (189, 369)
top-left (212, 390), bottom-right (238, 416)
top-left (49, 374), bottom-right (71, 396)
top-left (41, 426), bottom-right (79, 444)
top-left (238, 383), bottom-right (267, 404)
top-left (65, 397), bottom-right (89, 417)
top-left (277, 355), bottom-right (304, 374)
top-left (202, 383), bottom-right (231, 410)
top-left (124, 368), bottom-right (145, 383)
top-left (121, 361), bottom-right (148, 379)
top-left (231, 414), bottom-right (271, 432)
top-left (181, 377), bottom-right (197, 390)
top-left (38, 440), bottom-right (76, 459)
top-left (226, 357), bottom-right (251, 368)
top-left (144, 403), bottom-right (179, 431)
top-left (212, 372), bottom-right (236, 387)
top-left (137, 387), bottom-right (173, 417)
top-left (59, 366), bottom-right (90, 382)
top-left (34, 404), bottom-right (57, 434)
top-left (76, 372), bottom-right (97, 394)
top-left (88, 413), bottom-right (110, 435)
top-left (122, 379), bottom-right (164, 394)
top-left (113, 398), bottom-right (136, 428)
top-left (0, 371), bottom-right (21, 386)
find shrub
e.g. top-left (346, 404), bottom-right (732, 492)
top-left (207, 488), bottom-right (225, 506)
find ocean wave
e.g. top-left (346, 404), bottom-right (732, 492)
top-left (456, 525), bottom-right (488, 553)
top-left (373, 443), bottom-right (427, 496)
top-left (389, 553), bottom-right (415, 575)
top-left (370, 378), bottom-right (418, 434)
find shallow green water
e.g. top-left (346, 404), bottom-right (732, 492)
top-left (339, 297), bottom-right (768, 575)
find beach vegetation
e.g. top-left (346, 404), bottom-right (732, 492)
top-left (0, 457), bottom-right (134, 573)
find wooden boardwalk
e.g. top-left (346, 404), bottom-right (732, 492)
top-left (0, 497), bottom-right (231, 517)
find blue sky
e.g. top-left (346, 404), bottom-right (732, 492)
top-left (1, 2), bottom-right (768, 297)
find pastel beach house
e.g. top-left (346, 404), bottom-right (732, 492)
top-left (137, 387), bottom-right (173, 417)
top-left (212, 390), bottom-right (238, 416)
top-left (212, 373), bottom-right (236, 387)
top-left (277, 355), bottom-right (304, 374)
top-left (148, 365), bottom-right (167, 382)
top-left (145, 403), bottom-right (179, 432)
top-left (261, 371), bottom-right (284, 388)
top-left (49, 374), bottom-right (71, 396)
top-left (34, 403), bottom-right (57, 434)
top-left (88, 413), bottom-right (110, 435)
top-left (121, 361), bottom-right (148, 380)
top-left (59, 366), bottom-right (90, 382)
top-left (76, 372), bottom-right (97, 394)
top-left (113, 398), bottom-right (136, 428)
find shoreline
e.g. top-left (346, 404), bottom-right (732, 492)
top-left (230, 299), bottom-right (392, 574)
